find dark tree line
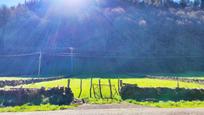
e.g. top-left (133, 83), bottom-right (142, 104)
top-left (0, 6), bottom-right (10, 54)
top-left (122, 0), bottom-right (204, 8)
top-left (0, 0), bottom-right (204, 75)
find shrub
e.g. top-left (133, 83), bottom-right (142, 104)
top-left (120, 84), bottom-right (204, 101)
top-left (0, 87), bottom-right (74, 107)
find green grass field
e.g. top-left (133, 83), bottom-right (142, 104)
top-left (12, 78), bottom-right (204, 98)
top-left (2, 77), bottom-right (204, 110)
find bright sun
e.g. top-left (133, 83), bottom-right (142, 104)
top-left (56, 0), bottom-right (88, 9)
top-left (48, 0), bottom-right (91, 15)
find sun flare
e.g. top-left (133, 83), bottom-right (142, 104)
top-left (48, 0), bottom-right (92, 16)
top-left (55, 0), bottom-right (89, 9)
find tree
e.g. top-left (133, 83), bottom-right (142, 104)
top-left (201, 0), bottom-right (204, 9)
top-left (193, 0), bottom-right (200, 8)
top-left (180, 0), bottom-right (188, 8)
top-left (0, 5), bottom-right (10, 54)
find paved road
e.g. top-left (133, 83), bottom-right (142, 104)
top-left (1, 104), bottom-right (204, 115)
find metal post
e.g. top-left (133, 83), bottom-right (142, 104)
top-left (38, 51), bottom-right (42, 77)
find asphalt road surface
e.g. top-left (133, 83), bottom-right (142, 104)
top-left (1, 104), bottom-right (204, 115)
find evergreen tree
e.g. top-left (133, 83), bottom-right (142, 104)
top-left (180, 0), bottom-right (188, 8)
top-left (0, 6), bottom-right (10, 54)
top-left (201, 0), bottom-right (204, 9)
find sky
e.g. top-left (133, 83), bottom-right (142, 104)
top-left (0, 0), bottom-right (25, 7)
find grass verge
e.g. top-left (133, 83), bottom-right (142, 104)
top-left (0, 104), bottom-right (78, 112)
top-left (126, 100), bottom-right (204, 108)
top-left (84, 98), bottom-right (204, 108)
top-left (0, 100), bottom-right (204, 112)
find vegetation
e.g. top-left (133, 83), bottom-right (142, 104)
top-left (1, 0), bottom-right (204, 75)
top-left (1, 0), bottom-right (204, 110)
top-left (127, 100), bottom-right (204, 108)
top-left (0, 100), bottom-right (204, 112)
top-left (0, 77), bottom-right (204, 111)
top-left (120, 84), bottom-right (204, 101)
top-left (13, 78), bottom-right (204, 98)
top-left (124, 0), bottom-right (204, 8)
top-left (0, 87), bottom-right (74, 106)
top-left (0, 104), bottom-right (78, 112)
top-left (87, 99), bottom-right (204, 108)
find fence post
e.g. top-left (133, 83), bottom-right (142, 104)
top-left (98, 79), bottom-right (103, 98)
top-left (119, 80), bottom-right (123, 90)
top-left (90, 78), bottom-right (93, 98)
top-left (118, 79), bottom-right (120, 92)
top-left (78, 79), bottom-right (83, 98)
top-left (38, 51), bottom-right (42, 77)
top-left (93, 85), bottom-right (96, 98)
top-left (67, 79), bottom-right (71, 88)
top-left (177, 77), bottom-right (179, 88)
top-left (108, 79), bottom-right (113, 99)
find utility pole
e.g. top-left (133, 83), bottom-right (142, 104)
top-left (38, 51), bottom-right (42, 77)
top-left (69, 47), bottom-right (74, 76)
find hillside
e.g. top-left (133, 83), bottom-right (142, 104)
top-left (0, 0), bottom-right (204, 76)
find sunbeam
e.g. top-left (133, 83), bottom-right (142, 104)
top-left (48, 0), bottom-right (92, 15)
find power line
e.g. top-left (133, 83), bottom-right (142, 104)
top-left (0, 51), bottom-right (204, 59)
top-left (0, 52), bottom-right (39, 57)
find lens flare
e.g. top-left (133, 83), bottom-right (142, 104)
top-left (65, 0), bottom-right (86, 7)
top-left (54, 0), bottom-right (89, 9)
top-left (49, 0), bottom-right (91, 16)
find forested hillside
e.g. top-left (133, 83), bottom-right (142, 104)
top-left (0, 0), bottom-right (204, 76)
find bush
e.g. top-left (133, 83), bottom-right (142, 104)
top-left (47, 87), bottom-right (73, 105)
top-left (0, 87), bottom-right (74, 107)
top-left (120, 84), bottom-right (204, 101)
